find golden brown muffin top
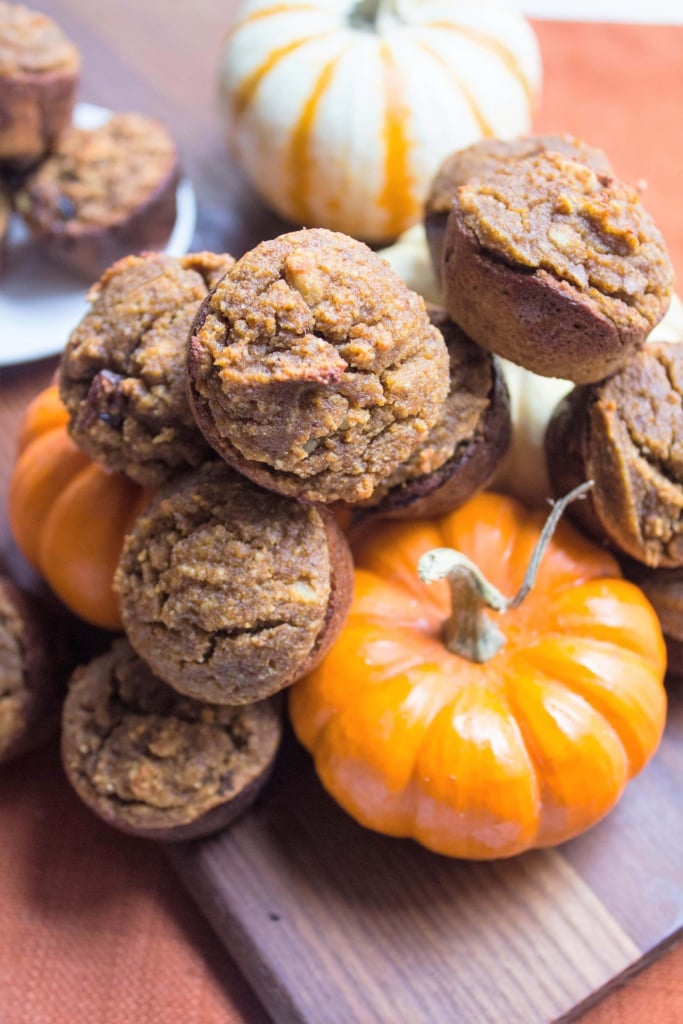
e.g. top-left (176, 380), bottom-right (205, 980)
top-left (62, 638), bottom-right (282, 833)
top-left (458, 151), bottom-right (673, 331)
top-left (189, 228), bottom-right (450, 504)
top-left (115, 462), bottom-right (345, 704)
top-left (15, 113), bottom-right (178, 232)
top-left (59, 251), bottom-right (234, 485)
top-left (426, 133), bottom-right (612, 217)
top-left (0, 2), bottom-right (79, 76)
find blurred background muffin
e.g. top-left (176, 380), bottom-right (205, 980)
top-left (15, 111), bottom-right (180, 278)
top-left (0, 1), bottom-right (80, 168)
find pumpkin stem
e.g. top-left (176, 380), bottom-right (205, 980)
top-left (350, 0), bottom-right (401, 31)
top-left (417, 482), bottom-right (594, 663)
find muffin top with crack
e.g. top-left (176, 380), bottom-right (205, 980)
top-left (426, 133), bottom-right (612, 222)
top-left (114, 461), bottom-right (354, 705)
top-left (457, 152), bottom-right (672, 332)
top-left (59, 250), bottom-right (234, 485)
top-left (546, 341), bottom-right (683, 568)
top-left (187, 228), bottom-right (450, 504)
top-left (441, 151), bottom-right (674, 382)
top-left (61, 637), bottom-right (283, 840)
top-left (424, 133), bottom-right (613, 275)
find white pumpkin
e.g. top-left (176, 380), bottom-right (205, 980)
top-left (379, 222), bottom-right (442, 303)
top-left (219, 0), bottom-right (541, 243)
top-left (378, 227), bottom-right (683, 505)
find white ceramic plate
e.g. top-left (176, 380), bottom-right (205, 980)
top-left (0, 102), bottom-right (197, 367)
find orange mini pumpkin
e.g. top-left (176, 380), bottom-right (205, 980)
top-left (8, 386), bottom-right (150, 631)
top-left (289, 488), bottom-right (668, 859)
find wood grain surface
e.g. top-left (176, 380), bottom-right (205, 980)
top-left (1, 5), bottom-right (682, 1024)
top-left (169, 702), bottom-right (683, 1024)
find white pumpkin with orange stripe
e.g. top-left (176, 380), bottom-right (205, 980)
top-left (219, 0), bottom-right (542, 243)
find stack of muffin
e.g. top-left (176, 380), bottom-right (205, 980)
top-left (0, 2), bottom-right (179, 278)
top-left (7, 128), bottom-right (681, 843)
top-left (40, 220), bottom-right (516, 840)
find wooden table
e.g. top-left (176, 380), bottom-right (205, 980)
top-left (1, 5), bottom-right (682, 1023)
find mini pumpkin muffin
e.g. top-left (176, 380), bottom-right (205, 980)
top-left (545, 342), bottom-right (683, 568)
top-left (0, 576), bottom-right (68, 763)
top-left (0, 2), bottom-right (79, 167)
top-left (114, 461), bottom-right (354, 705)
top-left (441, 151), bottom-right (674, 383)
top-left (15, 112), bottom-right (179, 278)
top-left (62, 637), bottom-right (283, 840)
top-left (187, 228), bottom-right (450, 504)
top-left (58, 251), bottom-right (234, 485)
top-left (425, 133), bottom-right (612, 279)
top-left (356, 307), bottom-right (511, 519)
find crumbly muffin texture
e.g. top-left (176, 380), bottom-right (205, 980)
top-left (442, 151), bottom-right (674, 382)
top-left (546, 342), bottom-right (683, 568)
top-left (188, 228), bottom-right (450, 504)
top-left (0, 2), bottom-right (79, 75)
top-left (0, 579), bottom-right (27, 757)
top-left (586, 343), bottom-right (683, 567)
top-left (62, 637), bottom-right (282, 838)
top-left (59, 251), bottom-right (234, 485)
top-left (426, 133), bottom-right (612, 222)
top-left (425, 134), bottom-right (613, 278)
top-left (361, 309), bottom-right (501, 506)
top-left (458, 152), bottom-right (672, 329)
top-left (16, 112), bottom-right (177, 232)
top-left (0, 577), bottom-right (67, 763)
top-left (115, 462), bottom-right (351, 704)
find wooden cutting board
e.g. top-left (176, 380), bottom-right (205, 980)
top-left (169, 676), bottom-right (683, 1024)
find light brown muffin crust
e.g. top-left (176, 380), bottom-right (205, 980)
top-left (0, 2), bottom-right (78, 74)
top-left (0, 2), bottom-right (80, 165)
top-left (357, 308), bottom-right (511, 518)
top-left (0, 577), bottom-right (66, 763)
top-left (425, 133), bottom-right (613, 274)
top-left (62, 638), bottom-right (283, 840)
top-left (59, 251), bottom-right (234, 485)
top-left (0, 578), bottom-right (30, 759)
top-left (545, 342), bottom-right (683, 568)
top-left (442, 152), bottom-right (674, 382)
top-left (17, 113), bottom-right (177, 229)
top-left (115, 462), bottom-right (354, 705)
top-left (188, 228), bottom-right (450, 504)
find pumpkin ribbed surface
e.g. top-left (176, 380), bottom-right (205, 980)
top-left (8, 386), bottom-right (149, 630)
top-left (289, 491), bottom-right (667, 859)
top-left (220, 0), bottom-right (541, 242)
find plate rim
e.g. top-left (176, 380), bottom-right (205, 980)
top-left (0, 102), bottom-right (197, 368)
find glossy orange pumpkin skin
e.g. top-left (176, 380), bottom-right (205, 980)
top-left (289, 491), bottom-right (668, 859)
top-left (8, 386), bottom-right (150, 631)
